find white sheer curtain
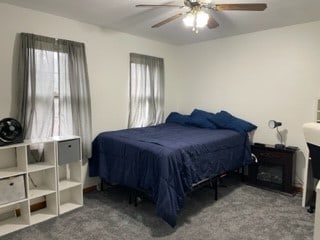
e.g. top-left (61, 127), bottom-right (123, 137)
top-left (30, 49), bottom-right (73, 139)
top-left (17, 33), bottom-right (92, 160)
top-left (128, 53), bottom-right (164, 128)
top-left (30, 49), bottom-right (56, 139)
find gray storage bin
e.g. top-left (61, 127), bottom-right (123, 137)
top-left (58, 139), bottom-right (81, 165)
top-left (0, 175), bottom-right (26, 205)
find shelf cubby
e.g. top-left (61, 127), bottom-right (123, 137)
top-left (27, 141), bottom-right (55, 171)
top-left (0, 200), bottom-right (29, 236)
top-left (59, 185), bottom-right (82, 214)
top-left (0, 146), bottom-right (27, 178)
top-left (58, 161), bottom-right (82, 189)
top-left (29, 193), bottom-right (57, 225)
top-left (28, 168), bottom-right (56, 200)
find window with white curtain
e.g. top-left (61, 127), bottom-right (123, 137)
top-left (128, 53), bottom-right (164, 128)
top-left (18, 33), bottom-right (92, 159)
top-left (33, 49), bottom-right (72, 138)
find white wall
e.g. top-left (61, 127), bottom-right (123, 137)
top-left (0, 3), bottom-right (180, 188)
top-left (1, 2), bottom-right (320, 198)
top-left (175, 21), bottom-right (320, 194)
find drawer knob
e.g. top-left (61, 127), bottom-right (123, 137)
top-left (10, 182), bottom-right (14, 186)
top-left (68, 145), bottom-right (71, 148)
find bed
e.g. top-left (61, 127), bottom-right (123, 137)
top-left (89, 123), bottom-right (252, 227)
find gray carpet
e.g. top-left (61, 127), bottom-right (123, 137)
top-left (3, 178), bottom-right (314, 240)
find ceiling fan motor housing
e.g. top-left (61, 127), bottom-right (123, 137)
top-left (185, 0), bottom-right (200, 8)
top-left (0, 118), bottom-right (24, 146)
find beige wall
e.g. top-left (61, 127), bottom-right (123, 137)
top-left (0, 3), bottom-right (180, 188)
top-left (174, 21), bottom-right (320, 205)
top-left (1, 2), bottom-right (320, 204)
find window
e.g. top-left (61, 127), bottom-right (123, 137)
top-left (33, 49), bottom-right (72, 138)
top-left (18, 33), bottom-right (92, 159)
top-left (128, 53), bottom-right (164, 128)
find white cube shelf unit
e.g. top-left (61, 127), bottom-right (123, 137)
top-left (0, 136), bottom-right (82, 237)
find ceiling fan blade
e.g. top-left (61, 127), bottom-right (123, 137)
top-left (214, 3), bottom-right (267, 11)
top-left (152, 13), bottom-right (184, 28)
top-left (136, 4), bottom-right (184, 8)
top-left (207, 15), bottom-right (219, 29)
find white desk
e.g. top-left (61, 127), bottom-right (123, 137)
top-left (315, 181), bottom-right (320, 240)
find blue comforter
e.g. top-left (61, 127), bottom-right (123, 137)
top-left (89, 123), bottom-right (252, 226)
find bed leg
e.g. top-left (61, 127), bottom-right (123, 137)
top-left (129, 189), bottom-right (133, 204)
top-left (214, 177), bottom-right (218, 201)
top-left (219, 175), bottom-right (227, 188)
top-left (100, 179), bottom-right (104, 191)
top-left (241, 166), bottom-right (245, 182)
top-left (129, 189), bottom-right (138, 207)
top-left (96, 178), bottom-right (103, 191)
top-left (134, 195), bottom-right (138, 207)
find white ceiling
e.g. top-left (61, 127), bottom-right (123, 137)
top-left (1, 0), bottom-right (320, 45)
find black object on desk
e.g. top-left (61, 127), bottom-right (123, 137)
top-left (248, 144), bottom-right (297, 194)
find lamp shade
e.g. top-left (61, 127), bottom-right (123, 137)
top-left (268, 120), bottom-right (282, 129)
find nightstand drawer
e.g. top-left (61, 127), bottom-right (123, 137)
top-left (253, 150), bottom-right (293, 164)
top-left (58, 139), bottom-right (81, 165)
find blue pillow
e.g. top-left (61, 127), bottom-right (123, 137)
top-left (186, 109), bottom-right (217, 129)
top-left (210, 110), bottom-right (257, 132)
top-left (165, 112), bottom-right (190, 125)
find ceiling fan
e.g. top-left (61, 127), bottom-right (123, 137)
top-left (136, 0), bottom-right (267, 33)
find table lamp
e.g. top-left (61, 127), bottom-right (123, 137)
top-left (268, 120), bottom-right (285, 149)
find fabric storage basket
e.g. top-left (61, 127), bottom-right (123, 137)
top-left (58, 139), bottom-right (81, 165)
top-left (0, 175), bottom-right (26, 205)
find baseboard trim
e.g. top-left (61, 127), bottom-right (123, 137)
top-left (30, 201), bottom-right (47, 212)
top-left (294, 186), bottom-right (303, 193)
top-left (15, 201), bottom-right (47, 217)
top-left (83, 185), bottom-right (97, 193)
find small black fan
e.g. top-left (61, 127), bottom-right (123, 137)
top-left (0, 118), bottom-right (23, 146)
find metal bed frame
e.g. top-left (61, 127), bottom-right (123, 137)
top-left (99, 166), bottom-right (245, 206)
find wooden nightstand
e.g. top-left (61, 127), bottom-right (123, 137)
top-left (248, 144), bottom-right (297, 194)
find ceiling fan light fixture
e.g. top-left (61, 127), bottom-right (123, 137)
top-left (183, 10), bottom-right (209, 33)
top-left (196, 11), bottom-right (209, 28)
top-left (183, 13), bottom-right (195, 27)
